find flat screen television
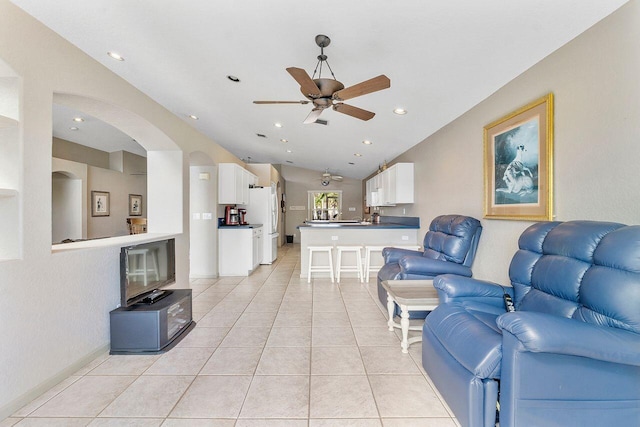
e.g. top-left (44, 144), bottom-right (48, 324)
top-left (120, 238), bottom-right (176, 307)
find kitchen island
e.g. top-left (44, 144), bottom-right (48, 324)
top-left (297, 216), bottom-right (420, 279)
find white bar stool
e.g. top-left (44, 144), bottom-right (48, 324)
top-left (336, 245), bottom-right (364, 283)
top-left (364, 245), bottom-right (423, 282)
top-left (364, 245), bottom-right (386, 283)
top-left (307, 246), bottom-right (335, 283)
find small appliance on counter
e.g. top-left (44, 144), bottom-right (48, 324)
top-left (371, 212), bottom-right (381, 223)
top-left (238, 208), bottom-right (247, 225)
top-left (225, 205), bottom-right (239, 225)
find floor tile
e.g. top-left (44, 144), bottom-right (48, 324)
top-left (89, 418), bottom-right (163, 426)
top-left (175, 327), bottom-right (229, 348)
top-left (12, 419), bottom-right (91, 426)
top-left (87, 355), bottom-right (160, 376)
top-left (359, 346), bottom-right (421, 374)
top-left (31, 376), bottom-right (136, 417)
top-left (236, 420), bottom-right (307, 427)
top-left (144, 347), bottom-right (214, 375)
top-left (311, 346), bottom-right (365, 375)
top-left (353, 327), bottom-right (401, 347)
top-left (312, 311), bottom-right (350, 327)
top-left (196, 310), bottom-right (242, 328)
top-left (310, 375), bottom-right (378, 418)
top-left (200, 347), bottom-right (263, 375)
top-left (312, 327), bottom-right (356, 346)
top-left (266, 327), bottom-right (311, 347)
top-left (99, 375), bottom-right (193, 417)
top-left (381, 418), bottom-right (458, 427)
top-left (310, 420), bottom-right (382, 427)
top-left (234, 311), bottom-right (278, 327)
top-left (273, 310), bottom-right (313, 327)
top-left (161, 420), bottom-right (235, 426)
top-left (169, 376), bottom-right (252, 418)
top-left (219, 327), bottom-right (271, 348)
top-left (368, 375), bottom-right (449, 418)
top-left (256, 347), bottom-right (310, 375)
top-left (13, 376), bottom-right (82, 417)
top-left (239, 376), bottom-right (309, 418)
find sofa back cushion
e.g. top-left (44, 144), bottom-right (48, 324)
top-left (422, 215), bottom-right (482, 267)
top-left (509, 220), bottom-right (640, 334)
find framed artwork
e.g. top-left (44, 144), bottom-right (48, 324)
top-left (483, 93), bottom-right (554, 221)
top-left (91, 191), bottom-right (110, 217)
top-left (129, 194), bottom-right (142, 216)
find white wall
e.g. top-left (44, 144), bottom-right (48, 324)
top-left (52, 173), bottom-right (82, 243)
top-left (189, 165), bottom-right (218, 278)
top-left (381, 0), bottom-right (640, 284)
top-left (0, 0), bottom-right (241, 418)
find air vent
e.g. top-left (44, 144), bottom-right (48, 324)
top-left (314, 119), bottom-right (328, 125)
top-left (256, 133), bottom-right (267, 138)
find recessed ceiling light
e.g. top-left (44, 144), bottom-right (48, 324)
top-left (393, 108), bottom-right (407, 115)
top-left (280, 139), bottom-right (288, 143)
top-left (188, 115), bottom-right (199, 120)
top-left (70, 126), bottom-right (79, 131)
top-left (73, 117), bottom-right (84, 122)
top-left (354, 153), bottom-right (362, 157)
top-left (286, 149), bottom-right (292, 153)
top-left (107, 51), bottom-right (124, 61)
top-left (227, 75), bottom-right (240, 82)
top-left (362, 140), bottom-right (372, 145)
top-left (274, 122), bottom-right (283, 128)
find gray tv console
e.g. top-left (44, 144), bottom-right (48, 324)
top-left (109, 289), bottom-right (195, 354)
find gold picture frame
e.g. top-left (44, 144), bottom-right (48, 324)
top-left (91, 191), bottom-right (110, 217)
top-left (483, 93), bottom-right (554, 221)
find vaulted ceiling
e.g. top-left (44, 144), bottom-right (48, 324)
top-left (12, 0), bottom-right (629, 179)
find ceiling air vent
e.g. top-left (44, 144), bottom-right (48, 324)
top-left (314, 119), bottom-right (328, 126)
top-left (256, 133), bottom-right (267, 138)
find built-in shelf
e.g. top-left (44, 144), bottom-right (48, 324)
top-left (0, 188), bottom-right (18, 198)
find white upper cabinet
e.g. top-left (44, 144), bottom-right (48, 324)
top-left (366, 163), bottom-right (414, 207)
top-left (218, 163), bottom-right (257, 205)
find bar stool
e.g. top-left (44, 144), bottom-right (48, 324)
top-left (363, 245), bottom-right (386, 283)
top-left (307, 246), bottom-right (335, 283)
top-left (364, 245), bottom-right (423, 282)
top-left (335, 245), bottom-right (364, 283)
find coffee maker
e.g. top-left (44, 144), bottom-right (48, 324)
top-left (225, 205), bottom-right (239, 225)
top-left (238, 208), bottom-right (247, 225)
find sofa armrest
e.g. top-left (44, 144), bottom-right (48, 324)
top-left (433, 274), bottom-right (511, 306)
top-left (497, 311), bottom-right (640, 367)
top-left (382, 247), bottom-right (423, 264)
top-left (399, 256), bottom-right (472, 278)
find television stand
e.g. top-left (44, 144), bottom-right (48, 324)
top-left (110, 289), bottom-right (194, 354)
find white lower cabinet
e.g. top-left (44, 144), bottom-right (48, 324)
top-left (218, 226), bottom-right (263, 276)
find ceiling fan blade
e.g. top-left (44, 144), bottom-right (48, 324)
top-left (253, 100), bottom-right (310, 104)
top-left (287, 67), bottom-right (322, 98)
top-left (333, 103), bottom-right (376, 121)
top-left (303, 108), bottom-right (324, 124)
top-left (333, 75), bottom-right (390, 101)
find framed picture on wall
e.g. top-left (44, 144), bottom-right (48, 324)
top-left (483, 93), bottom-right (554, 221)
top-left (91, 191), bottom-right (110, 217)
top-left (129, 194), bottom-right (142, 216)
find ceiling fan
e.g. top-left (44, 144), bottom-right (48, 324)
top-left (320, 169), bottom-right (343, 186)
top-left (253, 35), bottom-right (391, 124)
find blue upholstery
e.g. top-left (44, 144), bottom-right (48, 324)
top-left (376, 214), bottom-right (482, 317)
top-left (422, 220), bottom-right (640, 427)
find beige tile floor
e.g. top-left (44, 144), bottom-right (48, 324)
top-left (4, 244), bottom-right (460, 427)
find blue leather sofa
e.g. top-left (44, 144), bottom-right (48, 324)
top-left (376, 214), bottom-right (482, 316)
top-left (422, 220), bottom-right (640, 427)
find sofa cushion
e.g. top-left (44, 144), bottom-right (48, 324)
top-left (424, 301), bottom-right (504, 379)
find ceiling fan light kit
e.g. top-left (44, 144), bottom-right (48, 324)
top-left (254, 35), bottom-right (390, 124)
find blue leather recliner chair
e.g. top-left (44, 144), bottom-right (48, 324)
top-left (423, 220), bottom-right (640, 427)
top-left (376, 214), bottom-right (482, 317)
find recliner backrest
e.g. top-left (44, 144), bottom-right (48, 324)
top-left (422, 215), bottom-right (483, 267)
top-left (509, 220), bottom-right (640, 334)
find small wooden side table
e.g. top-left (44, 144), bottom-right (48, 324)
top-left (381, 280), bottom-right (440, 353)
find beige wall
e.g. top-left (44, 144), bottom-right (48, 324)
top-left (52, 137), bottom-right (110, 169)
top-left (281, 164), bottom-right (363, 243)
top-left (380, 0), bottom-right (640, 284)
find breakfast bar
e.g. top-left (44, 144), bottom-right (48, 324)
top-left (297, 216), bottom-right (420, 279)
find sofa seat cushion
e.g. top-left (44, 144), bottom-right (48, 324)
top-left (424, 301), bottom-right (505, 379)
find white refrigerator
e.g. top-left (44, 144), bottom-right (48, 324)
top-left (240, 186), bottom-right (279, 264)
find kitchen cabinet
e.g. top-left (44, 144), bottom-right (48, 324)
top-left (218, 226), bottom-right (263, 276)
top-left (218, 163), bottom-right (257, 205)
top-left (366, 163), bottom-right (414, 207)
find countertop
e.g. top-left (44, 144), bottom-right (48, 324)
top-left (219, 223), bottom-right (263, 229)
top-left (298, 216), bottom-right (420, 229)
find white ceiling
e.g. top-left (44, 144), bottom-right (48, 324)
top-left (13, 0), bottom-right (628, 179)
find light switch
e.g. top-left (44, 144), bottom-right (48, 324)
top-left (192, 213), bottom-right (201, 220)
top-left (402, 235), bottom-right (409, 240)
top-left (331, 236), bottom-right (338, 241)
top-left (202, 212), bottom-right (213, 220)
top-left (199, 172), bottom-right (210, 180)
top-left (348, 207), bottom-right (356, 211)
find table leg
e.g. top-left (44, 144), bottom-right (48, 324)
top-left (400, 304), bottom-right (410, 353)
top-left (386, 292), bottom-right (395, 331)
